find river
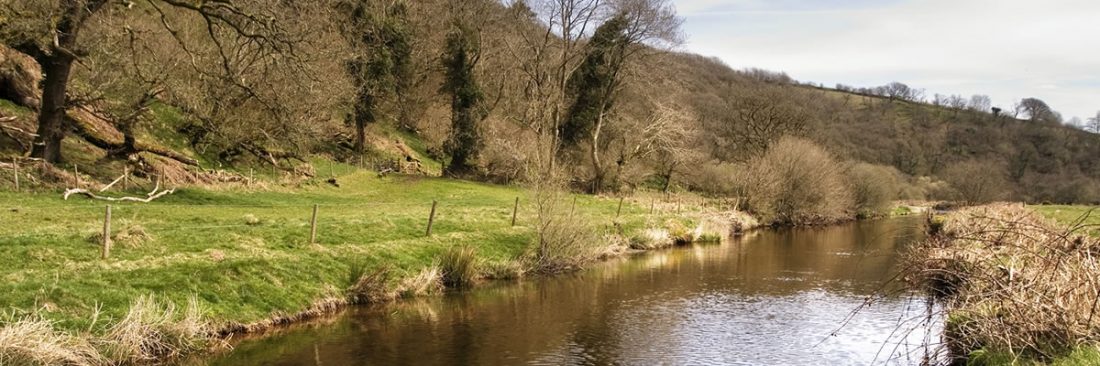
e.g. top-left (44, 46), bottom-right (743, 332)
top-left (199, 217), bottom-right (939, 365)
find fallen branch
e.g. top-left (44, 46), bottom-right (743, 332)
top-left (99, 174), bottom-right (127, 192)
top-left (64, 181), bottom-right (174, 203)
top-left (66, 109), bottom-right (199, 166)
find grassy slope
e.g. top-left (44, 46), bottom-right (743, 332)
top-left (0, 171), bottom-right (701, 334)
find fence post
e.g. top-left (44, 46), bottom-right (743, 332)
top-left (249, 168), bottom-right (254, 187)
top-left (650, 198), bottom-right (655, 214)
top-left (74, 163), bottom-right (80, 187)
top-left (102, 205), bottom-right (112, 259)
top-left (12, 158), bottom-right (18, 192)
top-left (122, 166), bottom-right (129, 191)
top-left (570, 196), bottom-right (577, 216)
top-left (309, 204), bottom-right (319, 244)
top-left (511, 197), bottom-right (520, 226)
top-left (615, 197), bottom-right (624, 218)
top-left (426, 200), bottom-right (438, 236)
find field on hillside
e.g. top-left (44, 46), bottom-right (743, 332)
top-left (0, 172), bottom-right (715, 333)
top-left (1032, 205), bottom-right (1100, 236)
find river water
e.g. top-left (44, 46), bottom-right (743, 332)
top-left (201, 218), bottom-right (939, 365)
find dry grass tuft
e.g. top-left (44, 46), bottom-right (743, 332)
top-left (440, 246), bottom-right (480, 289)
top-left (482, 260), bottom-right (527, 280)
top-left (347, 266), bottom-right (395, 304)
top-left (665, 220), bottom-right (702, 245)
top-left (908, 204), bottom-right (1100, 361)
top-left (398, 266), bottom-right (444, 297)
top-left (0, 315), bottom-right (105, 366)
top-left (86, 223), bottom-right (153, 248)
top-left (114, 225), bottom-right (152, 248)
top-left (630, 228), bottom-right (673, 250)
top-left (101, 295), bottom-right (210, 363)
top-left (243, 214), bottom-right (261, 226)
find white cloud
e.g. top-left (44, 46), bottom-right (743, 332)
top-left (676, 0), bottom-right (1100, 118)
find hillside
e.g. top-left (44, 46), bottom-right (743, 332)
top-left (1, 0), bottom-right (1098, 205)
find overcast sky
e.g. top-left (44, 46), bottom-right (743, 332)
top-left (675, 0), bottom-right (1100, 122)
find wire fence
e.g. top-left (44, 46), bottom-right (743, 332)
top-left (2, 192), bottom-right (731, 261)
top-left (1, 160), bottom-right (738, 261)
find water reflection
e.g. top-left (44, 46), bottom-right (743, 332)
top-left (200, 218), bottom-right (936, 365)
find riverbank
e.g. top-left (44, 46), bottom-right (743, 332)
top-left (909, 204), bottom-right (1100, 365)
top-left (0, 172), bottom-right (754, 365)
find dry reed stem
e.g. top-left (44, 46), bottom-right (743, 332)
top-left (908, 204), bottom-right (1100, 360)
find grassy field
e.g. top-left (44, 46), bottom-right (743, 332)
top-left (0, 171), bottom-right (718, 336)
top-left (1032, 205), bottom-right (1100, 236)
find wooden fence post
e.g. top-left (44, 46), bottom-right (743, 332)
top-left (74, 164), bottom-right (80, 187)
top-left (650, 199), bottom-right (655, 214)
top-left (102, 205), bottom-right (112, 259)
top-left (12, 158), bottom-right (18, 192)
top-left (511, 197), bottom-right (520, 226)
top-left (426, 200), bottom-right (438, 236)
top-left (570, 196), bottom-right (577, 216)
top-left (615, 197), bottom-right (624, 218)
top-left (309, 204), bottom-right (319, 244)
top-left (249, 168), bottom-right (254, 187)
top-left (122, 166), bottom-right (129, 191)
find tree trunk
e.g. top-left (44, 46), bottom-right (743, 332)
top-left (31, 55), bottom-right (75, 163)
top-left (590, 111), bottom-right (605, 193)
top-left (662, 165), bottom-right (675, 193)
top-left (354, 118), bottom-right (366, 154)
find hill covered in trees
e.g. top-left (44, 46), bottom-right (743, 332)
top-left (2, 0), bottom-right (1098, 210)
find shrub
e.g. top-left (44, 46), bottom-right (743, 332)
top-left (847, 162), bottom-right (901, 217)
top-left (738, 137), bottom-right (853, 224)
top-left (940, 160), bottom-right (1008, 205)
top-left (439, 245), bottom-right (479, 288)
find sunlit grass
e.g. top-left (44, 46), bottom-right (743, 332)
top-left (0, 172), bottom-right (696, 333)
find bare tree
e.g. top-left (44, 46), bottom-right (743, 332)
top-left (1086, 111), bottom-right (1100, 133)
top-left (967, 94), bottom-right (992, 113)
top-left (882, 81), bottom-right (924, 102)
top-left (723, 84), bottom-right (812, 158)
top-left (504, 0), bottom-right (604, 176)
top-left (0, 0), bottom-right (331, 164)
top-left (1016, 97), bottom-right (1057, 123)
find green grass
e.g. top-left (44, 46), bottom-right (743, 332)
top-left (1031, 205), bottom-right (1100, 236)
top-left (968, 346), bottom-right (1100, 365)
top-left (890, 205), bottom-right (913, 217)
top-left (0, 172), bottom-right (697, 334)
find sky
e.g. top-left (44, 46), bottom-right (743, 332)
top-left (674, 0), bottom-right (1100, 122)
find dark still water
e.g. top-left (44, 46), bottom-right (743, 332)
top-left (200, 218), bottom-right (938, 365)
